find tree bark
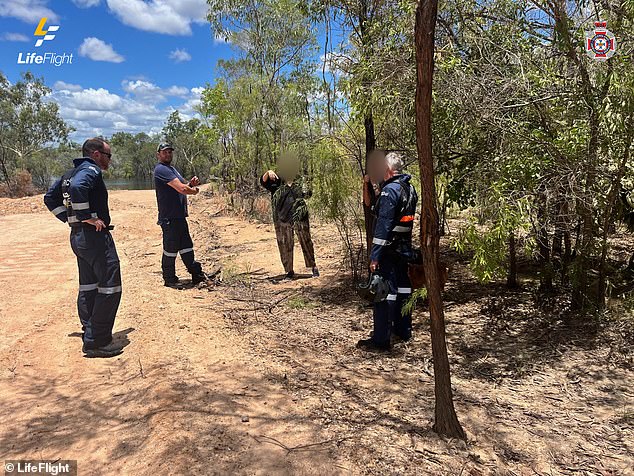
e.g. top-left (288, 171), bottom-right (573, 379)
top-left (597, 122), bottom-right (633, 309)
top-left (415, 0), bottom-right (465, 439)
top-left (507, 232), bottom-right (518, 288)
top-left (358, 0), bottom-right (377, 264)
top-left (363, 112), bottom-right (377, 261)
top-left (536, 190), bottom-right (553, 293)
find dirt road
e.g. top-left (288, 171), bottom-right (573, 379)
top-left (1, 189), bottom-right (632, 475)
top-left (0, 189), bottom-right (350, 475)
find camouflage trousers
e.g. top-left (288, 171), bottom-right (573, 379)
top-left (274, 219), bottom-right (316, 273)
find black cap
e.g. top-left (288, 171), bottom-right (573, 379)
top-left (157, 142), bottom-right (174, 152)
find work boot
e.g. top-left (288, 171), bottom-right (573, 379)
top-left (285, 270), bottom-right (295, 280)
top-left (82, 341), bottom-right (123, 358)
top-left (164, 277), bottom-right (182, 289)
top-left (312, 267), bottom-right (320, 278)
top-left (356, 338), bottom-right (391, 352)
top-left (191, 273), bottom-right (208, 285)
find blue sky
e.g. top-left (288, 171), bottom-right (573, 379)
top-left (0, 0), bottom-right (235, 141)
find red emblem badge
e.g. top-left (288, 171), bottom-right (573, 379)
top-left (585, 21), bottom-right (616, 60)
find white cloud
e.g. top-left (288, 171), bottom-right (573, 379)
top-left (166, 86), bottom-right (190, 97)
top-left (106, 0), bottom-right (208, 36)
top-left (0, 0), bottom-right (59, 23)
top-left (122, 80), bottom-right (163, 98)
top-left (122, 80), bottom-right (192, 103)
top-left (72, 0), bottom-right (100, 7)
top-left (169, 48), bottom-right (192, 63)
top-left (1, 32), bottom-right (30, 42)
top-left (48, 82), bottom-right (204, 140)
top-left (53, 81), bottom-right (83, 92)
top-left (78, 37), bottom-right (125, 63)
top-left (63, 88), bottom-right (124, 111)
top-left (177, 87), bottom-right (204, 117)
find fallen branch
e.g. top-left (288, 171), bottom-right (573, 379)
top-left (138, 357), bottom-right (146, 378)
top-left (251, 434), bottom-right (350, 455)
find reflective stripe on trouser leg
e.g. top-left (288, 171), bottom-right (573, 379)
top-left (294, 219), bottom-right (316, 268)
top-left (161, 222), bottom-right (179, 280)
top-left (393, 257), bottom-right (413, 340)
top-left (274, 220), bottom-right (294, 273)
top-left (179, 220), bottom-right (202, 276)
top-left (76, 255), bottom-right (98, 332)
top-left (70, 229), bottom-right (121, 348)
top-left (373, 252), bottom-right (413, 343)
top-left (372, 254), bottom-right (398, 345)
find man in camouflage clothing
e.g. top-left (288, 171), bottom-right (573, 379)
top-left (260, 152), bottom-right (319, 279)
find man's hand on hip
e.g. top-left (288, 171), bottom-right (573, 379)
top-left (84, 217), bottom-right (106, 231)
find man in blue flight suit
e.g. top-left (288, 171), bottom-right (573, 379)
top-left (357, 152), bottom-right (418, 351)
top-left (154, 143), bottom-right (207, 288)
top-left (44, 137), bottom-right (123, 358)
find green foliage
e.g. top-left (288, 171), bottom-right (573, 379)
top-left (109, 132), bottom-right (157, 180)
top-left (453, 184), bottom-right (532, 283)
top-left (0, 71), bottom-right (72, 195)
top-left (162, 111), bottom-right (216, 180)
top-left (401, 287), bottom-right (428, 317)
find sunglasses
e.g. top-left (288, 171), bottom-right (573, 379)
top-left (99, 150), bottom-right (112, 159)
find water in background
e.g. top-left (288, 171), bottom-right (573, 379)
top-left (104, 178), bottom-right (154, 190)
top-left (48, 177), bottom-right (154, 190)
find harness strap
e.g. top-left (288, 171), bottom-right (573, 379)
top-left (392, 179), bottom-right (416, 234)
top-left (61, 166), bottom-right (83, 227)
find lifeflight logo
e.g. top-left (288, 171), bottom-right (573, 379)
top-left (16, 18), bottom-right (73, 67)
top-left (34, 17), bottom-right (59, 47)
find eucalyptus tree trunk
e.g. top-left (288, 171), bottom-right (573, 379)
top-left (415, 0), bottom-right (465, 439)
top-left (507, 232), bottom-right (519, 288)
top-left (359, 0), bottom-right (377, 262)
top-left (363, 112), bottom-right (377, 260)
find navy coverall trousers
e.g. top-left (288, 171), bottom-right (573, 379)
top-left (160, 218), bottom-right (202, 281)
top-left (70, 227), bottom-right (122, 349)
top-left (373, 251), bottom-right (413, 345)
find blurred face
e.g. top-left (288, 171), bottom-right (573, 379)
top-left (367, 150), bottom-right (387, 184)
top-left (278, 153), bottom-right (300, 181)
top-left (157, 148), bottom-right (174, 164)
top-left (92, 143), bottom-right (112, 171)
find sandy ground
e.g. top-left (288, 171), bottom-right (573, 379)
top-left (0, 188), bottom-right (632, 475)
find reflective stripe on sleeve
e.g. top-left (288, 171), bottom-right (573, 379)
top-left (163, 250), bottom-right (178, 257)
top-left (397, 287), bottom-right (412, 294)
top-left (179, 248), bottom-right (193, 254)
top-left (372, 237), bottom-right (387, 246)
top-left (79, 283), bottom-right (98, 292)
top-left (386, 294), bottom-right (397, 301)
top-left (72, 202), bottom-right (90, 210)
top-left (51, 206), bottom-right (67, 216)
top-left (392, 225), bottom-right (412, 233)
top-left (98, 285), bottom-right (122, 295)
